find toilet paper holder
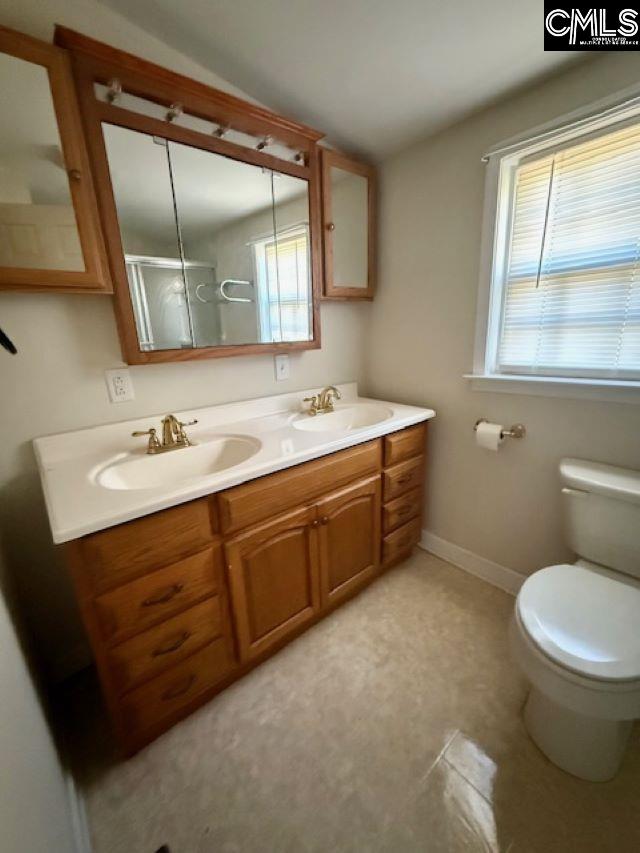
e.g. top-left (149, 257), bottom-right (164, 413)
top-left (474, 419), bottom-right (526, 439)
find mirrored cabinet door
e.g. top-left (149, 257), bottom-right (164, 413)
top-left (321, 148), bottom-right (375, 299)
top-left (102, 123), bottom-right (315, 354)
top-left (0, 26), bottom-right (110, 292)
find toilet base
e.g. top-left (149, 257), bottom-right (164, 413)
top-left (524, 687), bottom-right (632, 781)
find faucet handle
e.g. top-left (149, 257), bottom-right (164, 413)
top-left (175, 418), bottom-right (198, 446)
top-left (132, 427), bottom-right (161, 453)
top-left (303, 395), bottom-right (319, 416)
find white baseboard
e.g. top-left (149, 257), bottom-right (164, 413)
top-left (419, 529), bottom-right (524, 595)
top-left (66, 770), bottom-right (92, 853)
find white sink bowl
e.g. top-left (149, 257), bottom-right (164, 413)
top-left (291, 403), bottom-right (393, 433)
top-left (95, 435), bottom-right (261, 491)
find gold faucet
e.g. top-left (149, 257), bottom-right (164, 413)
top-left (132, 414), bottom-right (198, 454)
top-left (303, 386), bottom-right (342, 416)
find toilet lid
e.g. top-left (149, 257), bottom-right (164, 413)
top-left (517, 563), bottom-right (640, 681)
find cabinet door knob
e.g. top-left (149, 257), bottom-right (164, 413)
top-left (320, 516), bottom-right (329, 525)
top-left (310, 518), bottom-right (320, 528)
top-left (68, 168), bottom-right (82, 182)
top-left (326, 222), bottom-right (335, 231)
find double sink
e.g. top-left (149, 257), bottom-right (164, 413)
top-left (96, 402), bottom-right (394, 492)
top-left (34, 383), bottom-right (434, 543)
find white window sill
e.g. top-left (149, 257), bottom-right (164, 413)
top-left (464, 373), bottom-right (640, 405)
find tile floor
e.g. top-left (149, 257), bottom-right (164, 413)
top-left (61, 551), bottom-right (640, 852)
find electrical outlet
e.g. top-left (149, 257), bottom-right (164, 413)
top-left (105, 368), bottom-right (135, 403)
top-left (274, 354), bottom-right (290, 381)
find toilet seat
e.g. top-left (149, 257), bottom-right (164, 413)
top-left (517, 563), bottom-right (640, 682)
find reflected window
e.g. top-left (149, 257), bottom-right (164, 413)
top-left (253, 225), bottom-right (310, 342)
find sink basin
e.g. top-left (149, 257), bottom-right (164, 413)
top-left (95, 435), bottom-right (261, 491)
top-left (291, 403), bottom-right (393, 433)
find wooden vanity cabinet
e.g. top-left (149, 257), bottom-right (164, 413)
top-left (65, 424), bottom-right (427, 754)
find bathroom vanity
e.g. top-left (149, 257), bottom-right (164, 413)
top-left (36, 386), bottom-right (434, 753)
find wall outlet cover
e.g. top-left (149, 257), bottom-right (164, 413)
top-left (274, 354), bottom-right (290, 381)
top-left (105, 368), bottom-right (135, 403)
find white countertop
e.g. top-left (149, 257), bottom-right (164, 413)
top-left (34, 383), bottom-right (435, 544)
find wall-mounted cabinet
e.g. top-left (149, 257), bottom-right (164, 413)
top-left (55, 27), bottom-right (325, 363)
top-left (0, 23), bottom-right (377, 339)
top-left (321, 148), bottom-right (375, 300)
top-left (0, 26), bottom-right (110, 292)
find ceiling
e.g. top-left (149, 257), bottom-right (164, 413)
top-left (98, 0), bottom-right (582, 161)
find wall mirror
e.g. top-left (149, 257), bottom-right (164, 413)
top-left (103, 125), bottom-right (313, 351)
top-left (55, 26), bottom-right (324, 362)
top-left (321, 148), bottom-right (375, 299)
top-left (0, 26), bottom-right (109, 292)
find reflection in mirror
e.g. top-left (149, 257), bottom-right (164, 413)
top-left (103, 124), bottom-right (191, 350)
top-left (0, 52), bottom-right (83, 270)
top-left (330, 166), bottom-right (368, 288)
top-left (168, 141), bottom-right (273, 348)
top-left (169, 140), bottom-right (312, 347)
top-left (102, 122), bottom-right (313, 351)
top-left (270, 172), bottom-right (312, 341)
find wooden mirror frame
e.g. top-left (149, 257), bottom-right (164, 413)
top-left (54, 27), bottom-right (325, 364)
top-left (0, 26), bottom-right (110, 293)
top-left (321, 148), bottom-right (376, 300)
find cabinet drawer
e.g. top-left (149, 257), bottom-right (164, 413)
top-left (94, 546), bottom-right (222, 645)
top-left (218, 439), bottom-right (381, 534)
top-left (107, 596), bottom-right (224, 695)
top-left (383, 487), bottom-right (422, 534)
top-left (384, 423), bottom-right (426, 467)
top-left (120, 638), bottom-right (233, 735)
top-left (382, 517), bottom-right (422, 563)
top-left (383, 456), bottom-right (424, 502)
top-left (79, 498), bottom-right (217, 594)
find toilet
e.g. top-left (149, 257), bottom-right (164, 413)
top-left (510, 458), bottom-right (640, 782)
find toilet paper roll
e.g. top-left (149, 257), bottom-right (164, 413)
top-left (476, 421), bottom-right (504, 451)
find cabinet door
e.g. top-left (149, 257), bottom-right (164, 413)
top-left (0, 26), bottom-right (110, 292)
top-left (317, 475), bottom-right (381, 608)
top-left (225, 505), bottom-right (320, 662)
top-left (321, 148), bottom-right (375, 299)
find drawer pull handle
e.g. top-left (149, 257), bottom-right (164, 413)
top-left (152, 631), bottom-right (191, 657)
top-left (396, 476), bottom-right (412, 485)
top-left (142, 583), bottom-right (184, 607)
top-left (161, 674), bottom-right (196, 701)
top-left (397, 505), bottom-right (412, 516)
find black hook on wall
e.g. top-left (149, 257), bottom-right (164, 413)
top-left (0, 325), bottom-right (17, 354)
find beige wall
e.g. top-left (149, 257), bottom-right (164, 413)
top-left (366, 53), bottom-right (640, 577)
top-left (0, 0), bottom-right (369, 681)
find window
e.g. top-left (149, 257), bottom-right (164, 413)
top-left (253, 225), bottom-right (311, 342)
top-left (476, 102), bottom-right (640, 388)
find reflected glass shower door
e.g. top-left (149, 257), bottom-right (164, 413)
top-left (126, 257), bottom-right (194, 350)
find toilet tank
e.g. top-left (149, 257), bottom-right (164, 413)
top-left (560, 458), bottom-right (640, 579)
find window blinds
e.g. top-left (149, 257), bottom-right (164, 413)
top-left (497, 121), bottom-right (640, 378)
top-left (264, 229), bottom-right (310, 342)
